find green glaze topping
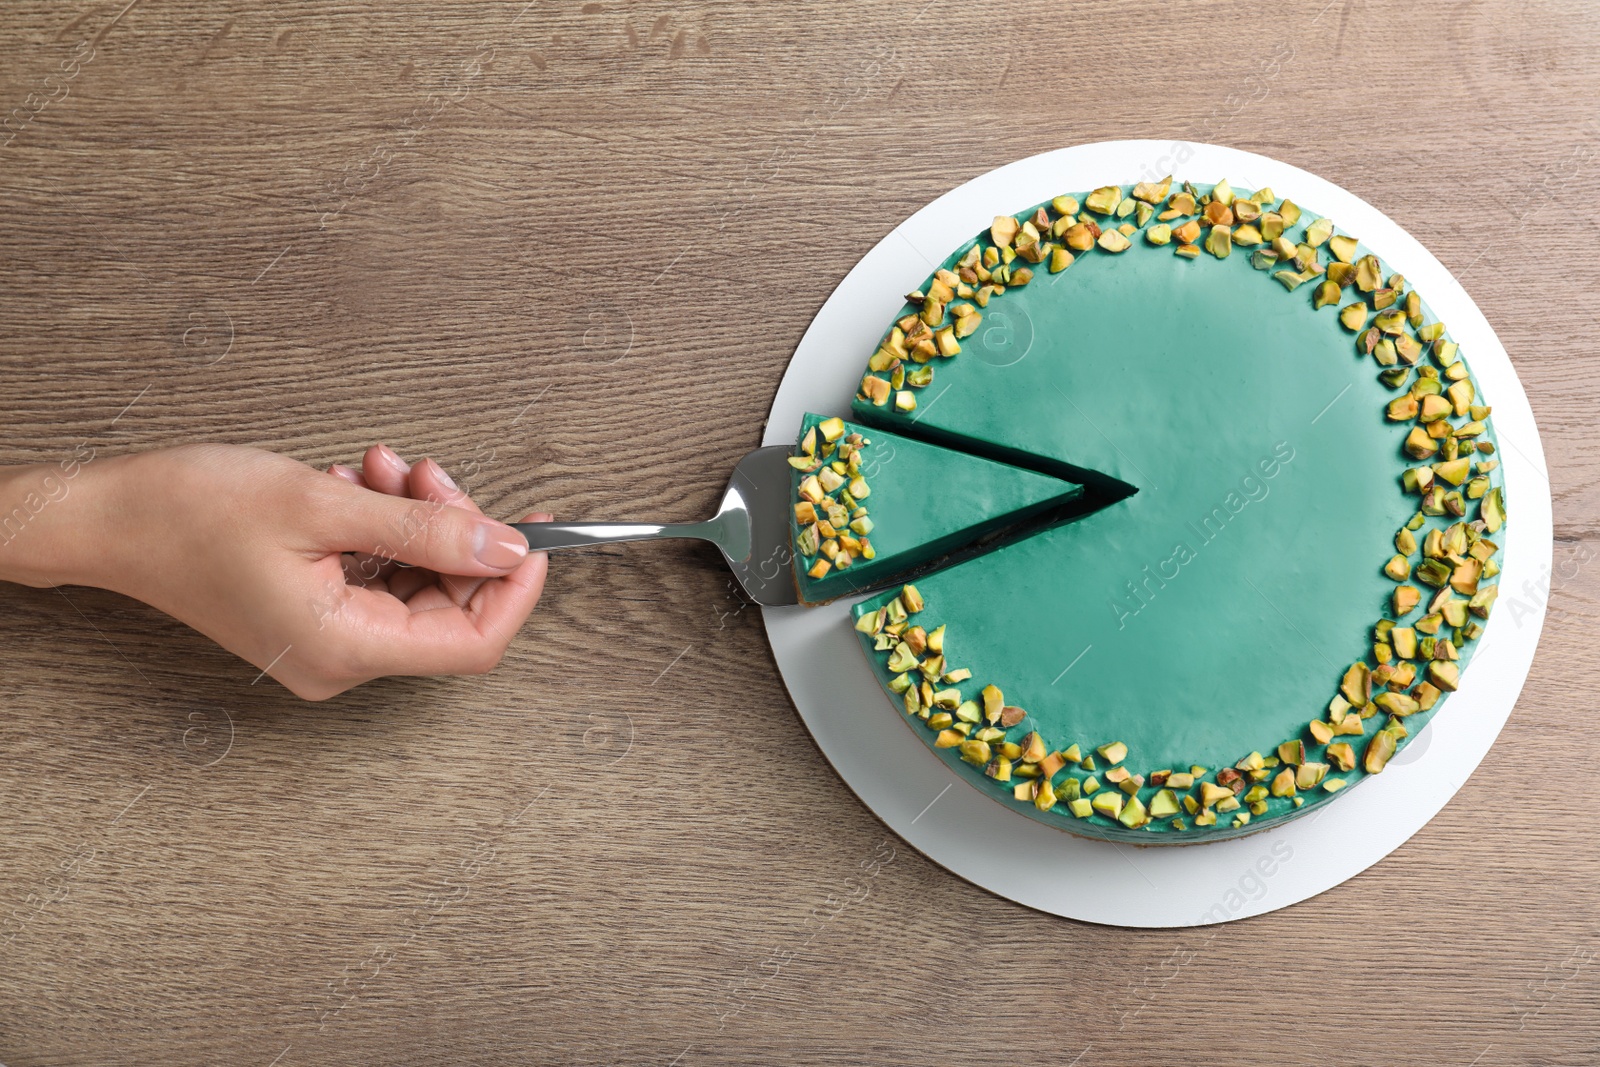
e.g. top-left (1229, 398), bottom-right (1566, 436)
top-left (848, 178), bottom-right (1507, 841)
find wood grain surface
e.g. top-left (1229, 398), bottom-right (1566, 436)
top-left (2, 1), bottom-right (1598, 1063)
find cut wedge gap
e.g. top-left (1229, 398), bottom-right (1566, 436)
top-left (788, 413), bottom-right (1096, 605)
top-left (850, 407), bottom-right (1140, 502)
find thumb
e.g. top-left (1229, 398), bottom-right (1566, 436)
top-left (324, 484), bottom-right (529, 576)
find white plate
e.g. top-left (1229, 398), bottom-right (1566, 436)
top-left (760, 141), bottom-right (1551, 927)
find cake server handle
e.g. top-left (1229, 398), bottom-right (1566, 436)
top-left (510, 517), bottom-right (735, 553)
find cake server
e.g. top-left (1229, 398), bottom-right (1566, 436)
top-left (510, 444), bottom-right (800, 607)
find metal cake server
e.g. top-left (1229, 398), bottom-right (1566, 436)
top-left (510, 444), bottom-right (800, 606)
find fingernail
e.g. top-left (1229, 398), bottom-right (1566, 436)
top-left (474, 522), bottom-right (528, 569)
top-left (426, 458), bottom-right (459, 492)
top-left (376, 444), bottom-right (410, 474)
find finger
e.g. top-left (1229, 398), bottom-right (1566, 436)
top-left (319, 480), bottom-right (529, 578)
top-left (314, 513), bottom-right (551, 680)
top-left (464, 511), bottom-right (551, 641)
top-left (387, 565), bottom-right (439, 603)
top-left (329, 463), bottom-right (368, 488)
top-left (409, 457), bottom-right (478, 513)
top-left (339, 552), bottom-right (395, 594)
top-left (409, 458), bottom-right (490, 607)
top-left (361, 443), bottom-right (411, 497)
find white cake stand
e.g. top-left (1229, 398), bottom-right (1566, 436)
top-left (760, 141), bottom-right (1552, 927)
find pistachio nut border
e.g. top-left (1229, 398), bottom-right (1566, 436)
top-left (789, 417), bottom-right (878, 583)
top-left (851, 178), bottom-right (1506, 836)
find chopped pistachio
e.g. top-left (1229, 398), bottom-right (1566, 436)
top-left (1340, 303), bottom-right (1368, 331)
top-left (989, 215), bottom-right (1019, 249)
top-left (1064, 221), bottom-right (1099, 251)
top-left (1205, 224), bottom-right (1232, 259)
top-left (1019, 731), bottom-right (1046, 763)
top-left (1098, 741), bottom-right (1128, 764)
top-left (1375, 691), bottom-right (1420, 717)
top-left (1404, 426), bottom-right (1441, 460)
top-left (1482, 486), bottom-right (1505, 533)
top-left (1146, 223), bottom-right (1172, 246)
top-left (1355, 254), bottom-right (1383, 292)
top-left (1149, 789), bottom-right (1180, 819)
top-left (1083, 186), bottom-right (1122, 215)
top-left (1324, 742), bottom-right (1355, 772)
top-left (959, 739), bottom-right (991, 766)
top-left (1332, 712), bottom-right (1365, 736)
top-left (885, 642), bottom-right (918, 673)
top-left (1340, 662), bottom-right (1371, 709)
top-left (1097, 228), bottom-right (1131, 253)
top-left (1426, 660), bottom-right (1460, 691)
top-left (1364, 729), bottom-right (1399, 773)
top-left (1117, 794), bottom-right (1149, 829)
top-left (1090, 791), bottom-right (1124, 819)
top-left (1130, 177), bottom-right (1171, 204)
top-left (980, 684), bottom-right (1003, 723)
top-left (1327, 233), bottom-right (1359, 264)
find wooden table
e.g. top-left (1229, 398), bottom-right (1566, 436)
top-left (2, 1), bottom-right (1597, 1062)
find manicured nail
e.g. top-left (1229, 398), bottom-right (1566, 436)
top-left (426, 458), bottom-right (459, 492)
top-left (376, 444), bottom-right (410, 474)
top-left (474, 522), bottom-right (528, 569)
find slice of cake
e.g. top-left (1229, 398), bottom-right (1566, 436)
top-left (841, 179), bottom-right (1506, 842)
top-left (788, 413), bottom-right (1082, 604)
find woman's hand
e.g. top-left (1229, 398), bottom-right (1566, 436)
top-left (0, 443), bottom-right (548, 700)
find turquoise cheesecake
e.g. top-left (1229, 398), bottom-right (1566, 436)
top-left (787, 412), bottom-right (1083, 604)
top-left (831, 178), bottom-right (1506, 843)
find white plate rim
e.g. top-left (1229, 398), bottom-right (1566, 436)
top-left (759, 140), bottom-right (1552, 927)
